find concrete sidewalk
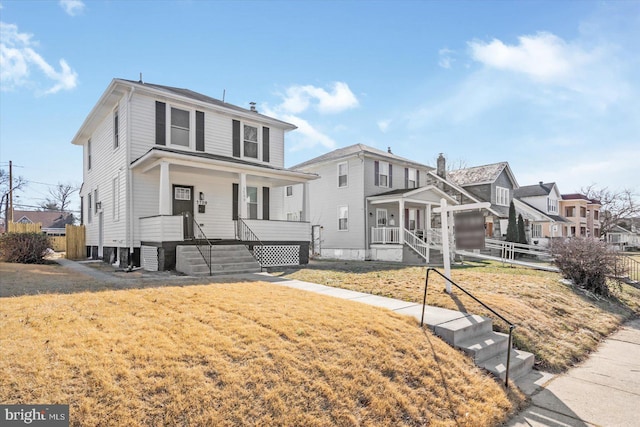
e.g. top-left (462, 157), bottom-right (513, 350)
top-left (508, 318), bottom-right (640, 427)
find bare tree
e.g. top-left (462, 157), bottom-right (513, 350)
top-left (39, 182), bottom-right (79, 212)
top-left (580, 184), bottom-right (640, 237)
top-left (0, 168), bottom-right (27, 223)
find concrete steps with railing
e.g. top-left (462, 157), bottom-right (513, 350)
top-left (432, 314), bottom-right (535, 381)
top-left (176, 244), bottom-right (261, 276)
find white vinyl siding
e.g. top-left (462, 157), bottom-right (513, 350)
top-left (112, 175), bottom-right (120, 221)
top-left (496, 186), bottom-right (509, 206)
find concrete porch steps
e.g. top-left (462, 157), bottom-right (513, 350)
top-left (176, 244), bottom-right (261, 276)
top-left (432, 314), bottom-right (535, 382)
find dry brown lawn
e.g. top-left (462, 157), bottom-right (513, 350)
top-left (0, 263), bottom-right (525, 426)
top-left (272, 259), bottom-right (640, 372)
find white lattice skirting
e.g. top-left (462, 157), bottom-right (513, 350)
top-left (253, 245), bottom-right (300, 267)
top-left (141, 245), bottom-right (159, 271)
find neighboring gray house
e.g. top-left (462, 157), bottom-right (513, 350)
top-left (72, 78), bottom-right (317, 272)
top-left (289, 144), bottom-right (456, 263)
top-left (514, 182), bottom-right (570, 245)
top-left (447, 162), bottom-right (519, 237)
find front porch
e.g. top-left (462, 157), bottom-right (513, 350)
top-left (366, 186), bottom-right (457, 264)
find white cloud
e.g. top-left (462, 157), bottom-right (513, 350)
top-left (59, 0), bottom-right (85, 16)
top-left (0, 22), bottom-right (78, 94)
top-left (438, 48), bottom-right (455, 69)
top-left (377, 119), bottom-right (391, 132)
top-left (282, 114), bottom-right (336, 152)
top-left (279, 82), bottom-right (359, 114)
top-left (468, 32), bottom-right (596, 84)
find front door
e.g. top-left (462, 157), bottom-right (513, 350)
top-left (173, 185), bottom-right (194, 239)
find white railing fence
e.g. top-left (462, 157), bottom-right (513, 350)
top-left (371, 227), bottom-right (401, 244)
top-left (403, 228), bottom-right (429, 261)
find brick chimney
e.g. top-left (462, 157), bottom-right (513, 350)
top-left (437, 153), bottom-right (446, 179)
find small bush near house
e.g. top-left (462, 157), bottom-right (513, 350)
top-left (551, 237), bottom-right (617, 296)
top-left (0, 233), bottom-right (51, 264)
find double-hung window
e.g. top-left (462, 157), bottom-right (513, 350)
top-left (547, 197), bottom-right (558, 213)
top-left (407, 168), bottom-right (416, 189)
top-left (247, 187), bottom-right (258, 219)
top-left (532, 223), bottom-right (542, 238)
top-left (286, 186), bottom-right (293, 197)
top-left (113, 109), bottom-right (119, 148)
top-left (495, 186), bottom-right (509, 206)
top-left (171, 107), bottom-right (190, 147)
top-left (244, 125), bottom-right (258, 159)
top-left (338, 162), bottom-right (348, 187)
top-left (338, 206), bottom-right (348, 231)
top-left (379, 162), bottom-right (389, 187)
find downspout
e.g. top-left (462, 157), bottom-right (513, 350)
top-left (126, 87), bottom-right (135, 267)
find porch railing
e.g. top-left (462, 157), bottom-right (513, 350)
top-left (236, 218), bottom-right (264, 268)
top-left (191, 217), bottom-right (213, 276)
top-left (613, 254), bottom-right (640, 283)
top-left (371, 227), bottom-right (401, 244)
top-left (403, 228), bottom-right (429, 261)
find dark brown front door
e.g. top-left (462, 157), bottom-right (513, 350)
top-left (173, 185), bottom-right (194, 239)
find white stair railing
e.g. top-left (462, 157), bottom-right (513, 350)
top-left (403, 228), bottom-right (429, 261)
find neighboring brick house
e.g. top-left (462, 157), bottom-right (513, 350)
top-left (560, 194), bottom-right (601, 238)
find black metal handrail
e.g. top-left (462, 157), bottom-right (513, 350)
top-left (420, 267), bottom-right (517, 388)
top-left (191, 217), bottom-right (213, 276)
top-left (236, 218), bottom-right (265, 269)
top-left (614, 254), bottom-right (640, 283)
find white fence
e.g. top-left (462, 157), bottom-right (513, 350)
top-left (371, 227), bottom-right (401, 244)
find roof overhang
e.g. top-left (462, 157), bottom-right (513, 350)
top-left (130, 147), bottom-right (318, 186)
top-left (367, 185), bottom-right (458, 206)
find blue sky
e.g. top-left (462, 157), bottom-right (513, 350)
top-left (1, 0), bottom-right (639, 213)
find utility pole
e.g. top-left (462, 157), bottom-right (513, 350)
top-left (9, 160), bottom-right (13, 223)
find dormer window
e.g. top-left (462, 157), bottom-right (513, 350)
top-left (547, 197), bottom-right (558, 213)
top-left (496, 186), bottom-right (509, 206)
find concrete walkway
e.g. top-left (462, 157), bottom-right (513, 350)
top-left (246, 272), bottom-right (477, 329)
top-left (508, 317), bottom-right (640, 427)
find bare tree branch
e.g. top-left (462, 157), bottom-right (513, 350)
top-left (39, 182), bottom-right (79, 212)
top-left (580, 185), bottom-right (640, 236)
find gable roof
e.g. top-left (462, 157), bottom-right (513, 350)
top-left (12, 210), bottom-right (74, 229)
top-left (72, 78), bottom-right (296, 145)
top-left (447, 162), bottom-right (518, 188)
top-left (291, 143), bottom-right (434, 171)
top-left (514, 182), bottom-right (557, 198)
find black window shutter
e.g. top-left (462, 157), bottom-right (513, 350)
top-left (232, 183), bottom-right (239, 220)
top-left (196, 111), bottom-right (204, 152)
top-left (389, 164), bottom-right (393, 187)
top-left (262, 127), bottom-right (270, 162)
top-left (374, 161), bottom-right (379, 186)
top-left (417, 210), bottom-right (421, 229)
top-left (416, 170), bottom-right (420, 187)
top-left (404, 208), bottom-right (409, 229)
top-left (405, 167), bottom-right (409, 189)
top-left (232, 120), bottom-right (241, 157)
top-left (262, 187), bottom-right (270, 220)
top-left (155, 101), bottom-right (166, 145)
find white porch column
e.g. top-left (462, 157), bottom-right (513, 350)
top-left (239, 173), bottom-right (247, 219)
top-left (399, 198), bottom-right (404, 244)
top-left (302, 182), bottom-right (310, 222)
top-left (159, 161), bottom-right (171, 215)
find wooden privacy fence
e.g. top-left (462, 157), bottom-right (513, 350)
top-left (65, 225), bottom-right (86, 260)
top-left (5, 222), bottom-right (85, 259)
top-left (7, 222), bottom-right (42, 233)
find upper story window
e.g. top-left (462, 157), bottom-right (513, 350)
top-left (532, 223), bottom-right (543, 238)
top-left (87, 138), bottom-right (92, 170)
top-left (407, 168), bottom-right (417, 189)
top-left (338, 162), bottom-right (348, 187)
top-left (244, 124), bottom-right (258, 159)
top-left (565, 206), bottom-right (575, 217)
top-left (286, 186), bottom-right (293, 197)
top-left (87, 193), bottom-right (92, 223)
top-left (547, 197), bottom-right (558, 213)
top-left (580, 207), bottom-right (587, 218)
top-left (170, 107), bottom-right (190, 147)
top-left (495, 186), bottom-right (509, 206)
top-left (113, 109), bottom-right (119, 149)
top-left (593, 210), bottom-right (599, 220)
top-left (379, 161), bottom-right (389, 187)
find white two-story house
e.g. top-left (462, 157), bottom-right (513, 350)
top-left (513, 182), bottom-right (570, 245)
top-left (72, 79), bottom-right (316, 272)
top-left (288, 144), bottom-right (457, 263)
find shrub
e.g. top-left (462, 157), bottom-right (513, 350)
top-left (550, 237), bottom-right (617, 296)
top-left (505, 201), bottom-right (518, 243)
top-left (0, 233), bottom-right (51, 264)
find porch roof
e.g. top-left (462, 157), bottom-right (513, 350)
top-left (131, 146), bottom-right (318, 185)
top-left (366, 185), bottom-right (458, 205)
